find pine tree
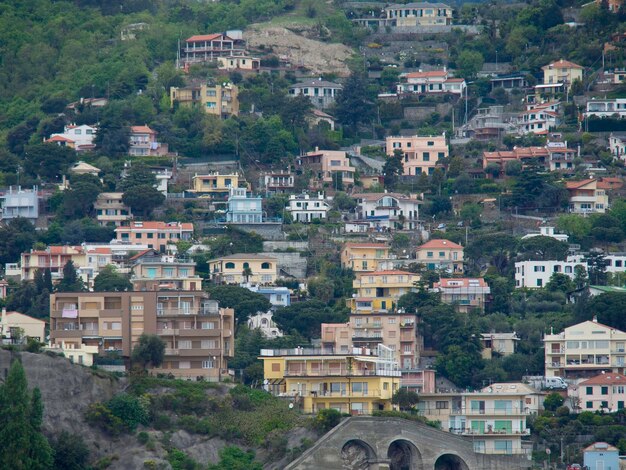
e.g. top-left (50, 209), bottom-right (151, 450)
top-left (28, 388), bottom-right (53, 469)
top-left (56, 260), bottom-right (85, 292)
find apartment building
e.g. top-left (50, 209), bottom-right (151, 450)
top-left (516, 108), bottom-right (560, 136)
top-left (180, 33), bottom-right (245, 67)
top-left (94, 192), bottom-right (132, 227)
top-left (415, 239), bottom-right (464, 274)
top-left (349, 270), bottom-right (419, 314)
top-left (115, 222), bottom-right (194, 252)
top-left (48, 124), bottom-right (97, 151)
top-left (170, 83), bottom-right (239, 118)
top-left (247, 285), bottom-right (291, 308)
top-left (49, 291), bottom-right (234, 379)
top-left (190, 172), bottom-right (239, 198)
top-left (353, 192), bottom-right (421, 230)
top-left (386, 134), bottom-right (448, 176)
top-left (288, 79), bottom-right (343, 110)
top-left (544, 319), bottom-right (626, 378)
top-left (584, 98), bottom-right (626, 119)
top-left (129, 126), bottom-right (168, 157)
top-left (295, 149), bottom-right (355, 187)
top-left (433, 278), bottom-right (490, 313)
top-left (285, 193), bottom-right (331, 223)
top-left (383, 3), bottom-right (453, 27)
top-left (260, 344), bottom-right (401, 414)
top-left (341, 242), bottom-right (391, 273)
top-left (521, 225), bottom-right (568, 243)
top-left (566, 179), bottom-right (609, 213)
top-left (130, 251), bottom-right (202, 291)
top-left (258, 170), bottom-right (295, 194)
top-left (481, 333), bottom-right (520, 359)
top-left (541, 59), bottom-right (584, 92)
top-left (577, 373), bottom-right (626, 412)
top-left (418, 383), bottom-right (539, 455)
top-left (1, 186), bottom-right (39, 221)
top-left (208, 253), bottom-right (278, 285)
top-left (225, 187), bottom-right (263, 224)
top-left (0, 309), bottom-right (45, 344)
top-left (396, 69), bottom-right (466, 95)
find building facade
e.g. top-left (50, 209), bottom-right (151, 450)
top-left (286, 193), bottom-right (331, 223)
top-left (180, 33), bottom-right (245, 67)
top-left (577, 373), bottom-right (626, 412)
top-left (208, 253), bottom-right (278, 285)
top-left (433, 278), bottom-right (490, 313)
top-left (190, 173), bottom-right (239, 197)
top-left (129, 126), bottom-right (168, 156)
top-left (296, 149), bottom-right (355, 188)
top-left (386, 134), bottom-right (448, 176)
top-left (541, 59), bottom-right (584, 91)
top-left (49, 124), bottom-right (97, 151)
top-left (225, 187), bottom-right (263, 224)
top-left (396, 69), bottom-right (466, 95)
top-left (0, 309), bottom-right (45, 344)
top-left (130, 251), bottom-right (202, 291)
top-left (49, 291), bottom-right (234, 379)
top-left (481, 333), bottom-right (520, 359)
top-left (94, 192), bottom-right (132, 227)
top-left (259, 170), bottom-right (295, 194)
top-left (584, 98), bottom-right (626, 119)
top-left (170, 83), bottom-right (239, 118)
top-left (583, 442), bottom-right (619, 470)
top-left (565, 179), bottom-right (609, 213)
top-left (416, 239), bottom-right (464, 273)
top-left (1, 186), bottom-right (39, 221)
top-left (288, 80), bottom-right (343, 109)
top-left (341, 242), bottom-right (392, 273)
top-left (383, 3), bottom-right (453, 27)
top-left (353, 192), bottom-right (421, 231)
top-left (115, 221), bottom-right (194, 252)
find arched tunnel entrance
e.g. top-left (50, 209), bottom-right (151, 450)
top-left (388, 439), bottom-right (422, 470)
top-left (341, 439), bottom-right (376, 470)
top-left (434, 454), bottom-right (470, 470)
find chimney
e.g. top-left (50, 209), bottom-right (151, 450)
top-left (593, 315), bottom-right (598, 323)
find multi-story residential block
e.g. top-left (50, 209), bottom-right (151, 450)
top-left (170, 83), bottom-right (239, 118)
top-left (432, 278), bottom-right (490, 313)
top-left (396, 69), bottom-right (466, 95)
top-left (48, 124), bottom-right (97, 151)
top-left (541, 59), bottom-right (584, 92)
top-left (129, 125), bottom-right (168, 156)
top-left (288, 79), bottom-right (343, 109)
top-left (258, 170), bottom-right (295, 194)
top-left (285, 192), bottom-right (331, 223)
top-left (577, 373), bottom-right (626, 412)
top-left (383, 3), bottom-right (453, 27)
top-left (609, 133), bottom-right (626, 160)
top-left (208, 253), bottom-right (278, 285)
top-left (353, 192), bottom-right (421, 231)
top-left (180, 33), bottom-right (245, 68)
top-left (515, 107), bottom-right (560, 136)
top-left (0, 309), bottom-right (46, 344)
top-left (584, 98), bottom-right (626, 119)
top-left (341, 242), bottom-right (391, 273)
top-left (415, 239), bottom-right (464, 273)
top-left (295, 149), bottom-right (355, 188)
top-left (190, 172), bottom-right (239, 197)
top-left (565, 179), bottom-right (609, 213)
top-left (49, 291), bottom-right (234, 380)
top-left (115, 221), bottom-right (194, 252)
top-left (349, 270), bottom-right (419, 314)
top-left (584, 442), bottom-right (619, 470)
top-left (225, 187), bottom-right (263, 224)
top-left (386, 134), bottom-right (448, 176)
top-left (481, 333), bottom-right (520, 359)
top-left (130, 250), bottom-right (202, 291)
top-left (0, 186), bottom-right (39, 221)
top-left (544, 318), bottom-right (626, 378)
top-left (418, 383), bottom-right (540, 455)
top-left (260, 344), bottom-right (401, 414)
top-left (94, 192), bottom-right (132, 227)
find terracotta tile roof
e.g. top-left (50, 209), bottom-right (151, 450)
top-left (565, 179), bottom-right (596, 189)
top-left (352, 192), bottom-right (420, 203)
top-left (542, 59), bottom-right (584, 70)
top-left (130, 125), bottom-right (155, 134)
top-left (445, 78), bottom-right (466, 83)
top-left (343, 242), bottom-right (390, 249)
top-left (186, 33), bottom-right (226, 42)
top-left (47, 135), bottom-right (75, 143)
top-left (580, 373), bottom-right (626, 386)
top-left (116, 222), bottom-right (194, 231)
top-left (214, 253), bottom-right (277, 260)
top-left (129, 249), bottom-right (158, 260)
top-left (405, 70), bottom-right (448, 79)
top-left (85, 248), bottom-right (112, 255)
top-left (357, 270), bottom-right (416, 276)
top-left (417, 239), bottom-right (463, 250)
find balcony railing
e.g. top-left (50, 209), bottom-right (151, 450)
top-left (284, 368), bottom-right (402, 377)
top-left (157, 307), bottom-right (217, 317)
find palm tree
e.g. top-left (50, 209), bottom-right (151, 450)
top-left (242, 267), bottom-right (253, 284)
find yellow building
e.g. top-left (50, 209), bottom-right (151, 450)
top-left (541, 59), bottom-right (583, 91)
top-left (190, 172), bottom-right (240, 195)
top-left (45, 342), bottom-right (100, 367)
top-left (260, 344), bottom-right (401, 414)
top-left (217, 55), bottom-right (260, 71)
top-left (415, 239), bottom-right (464, 274)
top-left (383, 3), bottom-right (453, 27)
top-left (349, 270), bottom-right (419, 313)
top-left (170, 83), bottom-right (239, 118)
top-left (341, 242), bottom-right (391, 273)
top-left (208, 253), bottom-right (278, 285)
top-left (0, 309), bottom-right (46, 343)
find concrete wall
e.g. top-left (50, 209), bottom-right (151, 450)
top-left (261, 252), bottom-right (307, 279)
top-left (263, 241), bottom-right (309, 252)
top-left (287, 417), bottom-right (532, 470)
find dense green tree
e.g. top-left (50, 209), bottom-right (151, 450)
top-left (122, 184), bottom-right (165, 217)
top-left (207, 446), bottom-right (263, 470)
top-left (56, 261), bottom-right (85, 292)
top-left (60, 174), bottom-right (103, 219)
top-left (334, 72), bottom-right (374, 132)
top-left (587, 293), bottom-right (626, 331)
top-left (119, 164), bottom-right (158, 191)
top-left (23, 143), bottom-right (76, 180)
top-left (131, 334), bottom-right (166, 369)
top-left (0, 218), bottom-right (37, 265)
top-left (93, 266), bottom-right (132, 292)
top-left (517, 236), bottom-right (569, 261)
top-left (466, 234), bottom-right (518, 275)
top-left (0, 360), bottom-right (53, 470)
top-left (544, 393), bottom-right (565, 412)
top-left (383, 150), bottom-right (404, 190)
top-left (273, 300), bottom-right (347, 340)
top-left (585, 251), bottom-right (609, 285)
top-left (455, 50), bottom-right (484, 79)
top-left (546, 273), bottom-right (575, 293)
top-left (392, 388), bottom-right (420, 411)
top-left (435, 345), bottom-right (484, 389)
top-left (52, 432), bottom-right (90, 470)
top-left (204, 285), bottom-right (271, 324)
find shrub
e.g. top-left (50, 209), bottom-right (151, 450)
top-left (137, 431), bottom-right (150, 445)
top-left (52, 431), bottom-right (90, 470)
top-left (313, 408), bottom-right (341, 433)
top-left (152, 413), bottom-right (172, 430)
top-left (167, 449), bottom-right (200, 470)
top-left (85, 403), bottom-right (126, 436)
top-left (107, 393), bottom-right (149, 432)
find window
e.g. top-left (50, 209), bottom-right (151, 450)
top-left (178, 340), bottom-right (191, 349)
top-left (352, 382), bottom-right (368, 394)
top-left (439, 251), bottom-right (445, 258)
top-left (427, 251), bottom-right (434, 258)
top-left (436, 401), bottom-right (449, 409)
top-left (261, 262), bottom-right (271, 269)
top-left (586, 386), bottom-right (593, 395)
top-left (225, 262), bottom-right (235, 269)
top-left (602, 386), bottom-right (609, 395)
top-left (388, 317), bottom-right (396, 324)
top-left (601, 401), bottom-right (609, 408)
top-left (473, 441), bottom-right (486, 453)
top-left (586, 401), bottom-right (593, 409)
top-left (423, 152), bottom-right (430, 161)
top-left (202, 360), bottom-right (214, 369)
top-left (494, 441), bottom-right (512, 454)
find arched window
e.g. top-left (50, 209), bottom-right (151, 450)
top-left (261, 262), bottom-right (271, 269)
top-left (225, 262), bottom-right (235, 269)
top-left (243, 262), bottom-right (250, 269)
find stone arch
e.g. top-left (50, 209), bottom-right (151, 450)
top-left (434, 453), bottom-right (470, 470)
top-left (387, 439), bottom-right (423, 470)
top-left (341, 439), bottom-right (376, 470)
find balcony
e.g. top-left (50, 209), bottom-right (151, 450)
top-left (157, 307), bottom-right (216, 317)
top-left (284, 368), bottom-right (402, 378)
top-left (457, 428), bottom-right (530, 436)
top-left (400, 321), bottom-right (415, 328)
top-left (464, 408), bottom-right (530, 416)
top-left (164, 348), bottom-right (179, 355)
top-left (550, 348), bottom-right (565, 354)
top-left (352, 331), bottom-right (383, 340)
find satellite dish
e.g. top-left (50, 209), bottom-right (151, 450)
top-left (289, 403), bottom-right (294, 409)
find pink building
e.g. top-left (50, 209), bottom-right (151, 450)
top-left (296, 149), bottom-right (355, 188)
top-left (578, 373), bottom-right (626, 412)
top-left (129, 126), bottom-right (168, 157)
top-left (385, 134), bottom-right (448, 176)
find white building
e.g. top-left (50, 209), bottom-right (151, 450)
top-left (352, 192), bottom-right (421, 231)
top-left (584, 98), bottom-right (626, 119)
top-left (609, 133), bottom-right (626, 161)
top-left (521, 225), bottom-right (569, 243)
top-left (248, 311), bottom-right (283, 338)
top-left (286, 192), bottom-right (331, 223)
top-left (396, 69), bottom-right (466, 95)
top-left (94, 192), bottom-right (132, 227)
top-left (49, 124), bottom-right (97, 151)
top-left (1, 186), bottom-right (39, 221)
top-left (288, 79), bottom-right (343, 109)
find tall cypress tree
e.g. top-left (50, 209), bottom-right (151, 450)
top-left (0, 360), bottom-right (53, 469)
